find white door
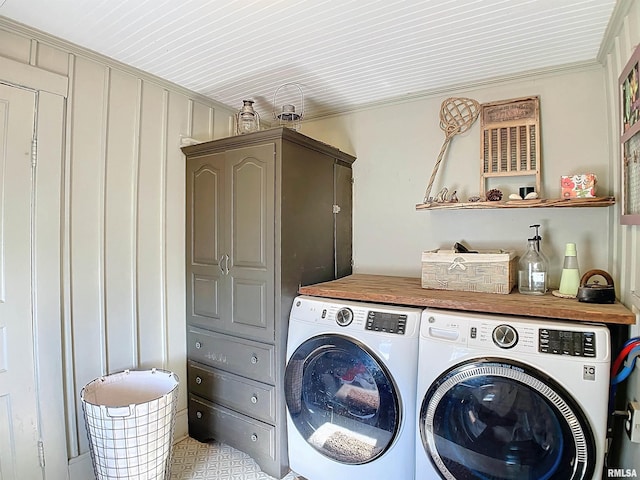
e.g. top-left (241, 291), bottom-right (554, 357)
top-left (0, 83), bottom-right (44, 479)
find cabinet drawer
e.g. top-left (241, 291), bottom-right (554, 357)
top-left (188, 394), bottom-right (275, 466)
top-left (187, 327), bottom-right (275, 384)
top-left (188, 361), bottom-right (276, 424)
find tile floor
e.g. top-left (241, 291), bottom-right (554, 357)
top-left (170, 437), bottom-right (300, 480)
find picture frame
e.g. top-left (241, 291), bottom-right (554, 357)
top-left (619, 43), bottom-right (640, 224)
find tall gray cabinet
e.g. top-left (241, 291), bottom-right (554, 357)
top-left (182, 127), bottom-right (355, 478)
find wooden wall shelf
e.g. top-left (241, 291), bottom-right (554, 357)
top-left (416, 196), bottom-right (615, 210)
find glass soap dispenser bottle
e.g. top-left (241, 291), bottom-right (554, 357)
top-left (518, 224), bottom-right (548, 295)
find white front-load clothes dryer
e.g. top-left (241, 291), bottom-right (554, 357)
top-left (285, 295), bottom-right (423, 480)
top-left (416, 309), bottom-right (610, 480)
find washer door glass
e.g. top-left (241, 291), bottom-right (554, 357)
top-left (284, 334), bottom-right (401, 464)
top-left (419, 360), bottom-right (595, 480)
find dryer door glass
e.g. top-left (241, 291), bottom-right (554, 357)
top-left (284, 334), bottom-right (400, 464)
top-left (419, 360), bottom-right (595, 480)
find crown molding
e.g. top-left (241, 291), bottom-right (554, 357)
top-left (598, 0), bottom-right (635, 63)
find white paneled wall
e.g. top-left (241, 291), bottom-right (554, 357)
top-left (601, 0), bottom-right (640, 310)
top-left (600, 0), bottom-right (640, 470)
top-left (0, 18), bottom-right (236, 475)
top-left (63, 56), bottom-right (228, 459)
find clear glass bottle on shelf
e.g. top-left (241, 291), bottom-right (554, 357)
top-left (518, 224), bottom-right (548, 295)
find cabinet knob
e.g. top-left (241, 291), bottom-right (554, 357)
top-left (251, 395), bottom-right (258, 404)
top-left (250, 355), bottom-right (259, 364)
top-left (195, 376), bottom-right (202, 385)
top-left (251, 433), bottom-right (258, 442)
top-left (195, 341), bottom-right (202, 349)
top-left (196, 411), bottom-right (203, 419)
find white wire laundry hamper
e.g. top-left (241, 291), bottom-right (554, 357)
top-left (81, 368), bottom-right (179, 480)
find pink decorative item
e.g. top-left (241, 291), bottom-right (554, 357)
top-left (561, 173), bottom-right (597, 198)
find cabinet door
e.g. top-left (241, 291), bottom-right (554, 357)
top-left (335, 162), bottom-right (353, 278)
top-left (187, 144), bottom-right (276, 342)
top-left (226, 144), bottom-right (275, 342)
top-left (186, 153), bottom-right (229, 331)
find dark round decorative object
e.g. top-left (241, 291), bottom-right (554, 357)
top-left (486, 188), bottom-right (503, 201)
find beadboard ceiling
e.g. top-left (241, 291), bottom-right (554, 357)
top-left (0, 0), bottom-right (617, 120)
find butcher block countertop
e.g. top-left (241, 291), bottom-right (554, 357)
top-left (298, 274), bottom-right (636, 325)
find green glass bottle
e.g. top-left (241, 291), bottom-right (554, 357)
top-left (558, 243), bottom-right (580, 297)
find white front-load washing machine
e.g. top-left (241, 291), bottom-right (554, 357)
top-left (284, 295), bottom-right (422, 480)
top-left (416, 309), bottom-right (610, 480)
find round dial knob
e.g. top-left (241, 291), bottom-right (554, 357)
top-left (335, 308), bottom-right (354, 327)
top-left (492, 324), bottom-right (518, 349)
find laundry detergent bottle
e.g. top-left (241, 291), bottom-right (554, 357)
top-left (558, 242), bottom-right (580, 297)
top-left (518, 224), bottom-right (548, 295)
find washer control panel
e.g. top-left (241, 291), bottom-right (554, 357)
top-left (539, 328), bottom-right (596, 357)
top-left (365, 311), bottom-right (407, 335)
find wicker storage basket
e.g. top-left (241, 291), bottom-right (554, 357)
top-left (421, 249), bottom-right (517, 294)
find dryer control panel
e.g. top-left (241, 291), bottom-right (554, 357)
top-left (422, 309), bottom-right (606, 360)
top-left (539, 328), bottom-right (596, 357)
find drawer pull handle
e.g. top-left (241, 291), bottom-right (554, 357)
top-left (250, 355), bottom-right (259, 364)
top-left (195, 341), bottom-right (202, 349)
top-left (251, 433), bottom-right (258, 442)
top-left (196, 411), bottom-right (203, 419)
top-left (195, 376), bottom-right (202, 385)
top-left (251, 395), bottom-right (258, 404)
